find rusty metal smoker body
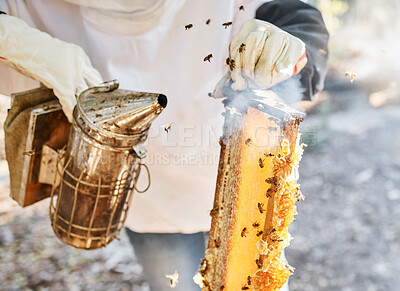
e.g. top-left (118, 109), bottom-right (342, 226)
top-left (49, 80), bottom-right (167, 249)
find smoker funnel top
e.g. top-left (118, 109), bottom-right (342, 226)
top-left (74, 80), bottom-right (167, 149)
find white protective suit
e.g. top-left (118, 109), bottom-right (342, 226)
top-left (0, 0), bottom-right (304, 233)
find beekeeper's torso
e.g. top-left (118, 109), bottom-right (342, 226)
top-left (0, 0), bottom-right (268, 233)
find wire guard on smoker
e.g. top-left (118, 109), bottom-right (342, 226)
top-left (49, 149), bottom-right (142, 250)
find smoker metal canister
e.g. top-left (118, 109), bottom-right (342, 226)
top-left (49, 80), bottom-right (167, 250)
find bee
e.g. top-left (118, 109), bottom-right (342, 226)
top-left (209, 207), bottom-right (219, 216)
top-left (239, 43), bottom-right (246, 53)
top-left (247, 276), bottom-right (252, 285)
top-left (264, 152), bottom-right (274, 157)
top-left (241, 285), bottom-right (249, 290)
top-left (257, 203), bottom-right (265, 214)
top-left (22, 150), bottom-right (36, 156)
top-left (266, 228), bottom-right (276, 236)
top-left (113, 122), bottom-right (121, 128)
top-left (268, 126), bottom-right (278, 132)
top-left (245, 138), bottom-right (252, 145)
top-left (229, 59), bottom-right (236, 70)
top-left (222, 21), bottom-right (233, 29)
top-left (256, 258), bottom-right (263, 269)
top-left (265, 178), bottom-right (277, 185)
top-left (226, 57), bottom-right (230, 65)
top-left (241, 227), bottom-right (248, 237)
top-left (256, 230), bottom-right (264, 237)
top-left (239, 5), bottom-right (245, 11)
top-left (164, 123), bottom-right (172, 133)
top-left (220, 286), bottom-right (225, 290)
top-left (204, 54), bottom-right (213, 62)
top-left (272, 238), bottom-right (284, 242)
top-left (206, 19), bottom-right (211, 25)
top-left (252, 221), bottom-right (260, 228)
top-left (95, 113), bottom-right (103, 118)
top-left (286, 156), bottom-right (292, 163)
top-left (214, 239), bottom-right (220, 248)
top-left (185, 24), bottom-right (193, 30)
top-left (266, 188), bottom-right (273, 198)
top-left (259, 158), bottom-right (264, 168)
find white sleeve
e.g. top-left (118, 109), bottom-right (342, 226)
top-left (0, 0), bottom-right (9, 13)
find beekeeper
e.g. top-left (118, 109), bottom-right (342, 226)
top-left (0, 0), bottom-right (328, 290)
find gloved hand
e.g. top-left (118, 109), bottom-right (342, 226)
top-left (228, 19), bottom-right (307, 91)
top-left (0, 14), bottom-right (103, 122)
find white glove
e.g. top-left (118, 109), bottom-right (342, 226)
top-left (229, 19), bottom-right (307, 91)
top-left (0, 14), bottom-right (103, 122)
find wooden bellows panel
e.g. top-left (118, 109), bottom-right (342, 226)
top-left (196, 107), bottom-right (303, 290)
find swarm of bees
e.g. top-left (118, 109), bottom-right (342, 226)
top-left (222, 21), bottom-right (233, 29)
top-left (204, 54), bottom-right (213, 62)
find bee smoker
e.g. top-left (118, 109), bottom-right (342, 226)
top-left (49, 80), bottom-right (167, 250)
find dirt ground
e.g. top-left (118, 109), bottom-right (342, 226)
top-left (1, 80), bottom-right (400, 291)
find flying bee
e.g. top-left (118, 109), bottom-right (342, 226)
top-left (222, 21), bottom-right (233, 28)
top-left (206, 19), bottom-right (211, 25)
top-left (163, 123), bottom-right (172, 133)
top-left (256, 230), bottom-right (264, 237)
top-left (259, 158), bottom-right (264, 168)
top-left (247, 276), bottom-right (252, 285)
top-left (245, 138), bottom-right (252, 146)
top-left (226, 57), bottom-right (230, 65)
top-left (185, 24), bottom-right (193, 30)
top-left (257, 203), bottom-right (265, 214)
top-left (229, 59), bottom-right (236, 70)
top-left (239, 5), bottom-right (245, 11)
top-left (241, 285), bottom-right (249, 290)
top-left (252, 221), bottom-right (260, 228)
top-left (204, 54), bottom-right (213, 62)
top-left (241, 227), bottom-right (248, 237)
top-left (239, 43), bottom-right (246, 53)
top-left (264, 152), bottom-right (274, 157)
